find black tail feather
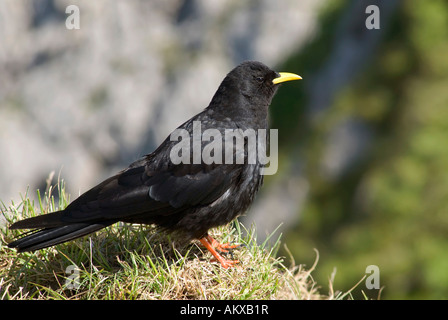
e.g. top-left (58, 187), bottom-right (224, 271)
top-left (9, 210), bottom-right (68, 230)
top-left (8, 222), bottom-right (114, 252)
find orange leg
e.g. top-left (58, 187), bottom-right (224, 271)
top-left (199, 234), bottom-right (240, 269)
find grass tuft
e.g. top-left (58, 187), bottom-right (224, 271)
top-left (0, 175), bottom-right (342, 300)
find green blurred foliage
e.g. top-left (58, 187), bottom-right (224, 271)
top-left (271, 0), bottom-right (448, 299)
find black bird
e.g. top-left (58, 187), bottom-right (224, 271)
top-left (8, 61), bottom-right (301, 268)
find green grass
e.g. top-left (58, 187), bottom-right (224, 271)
top-left (0, 177), bottom-right (336, 300)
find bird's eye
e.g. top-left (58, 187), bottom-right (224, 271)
top-left (255, 76), bottom-right (264, 83)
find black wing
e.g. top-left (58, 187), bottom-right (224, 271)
top-left (51, 154), bottom-right (238, 224)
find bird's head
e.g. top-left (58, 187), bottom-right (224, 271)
top-left (209, 61), bottom-right (301, 120)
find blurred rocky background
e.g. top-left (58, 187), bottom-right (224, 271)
top-left (1, 0), bottom-right (448, 299)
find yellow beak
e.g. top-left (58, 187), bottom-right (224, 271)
top-left (272, 72), bottom-right (302, 85)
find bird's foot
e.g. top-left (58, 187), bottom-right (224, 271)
top-left (199, 234), bottom-right (241, 269)
top-left (210, 256), bottom-right (239, 269)
top-left (205, 234), bottom-right (241, 253)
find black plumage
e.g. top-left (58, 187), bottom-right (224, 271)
top-left (8, 61), bottom-right (301, 268)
